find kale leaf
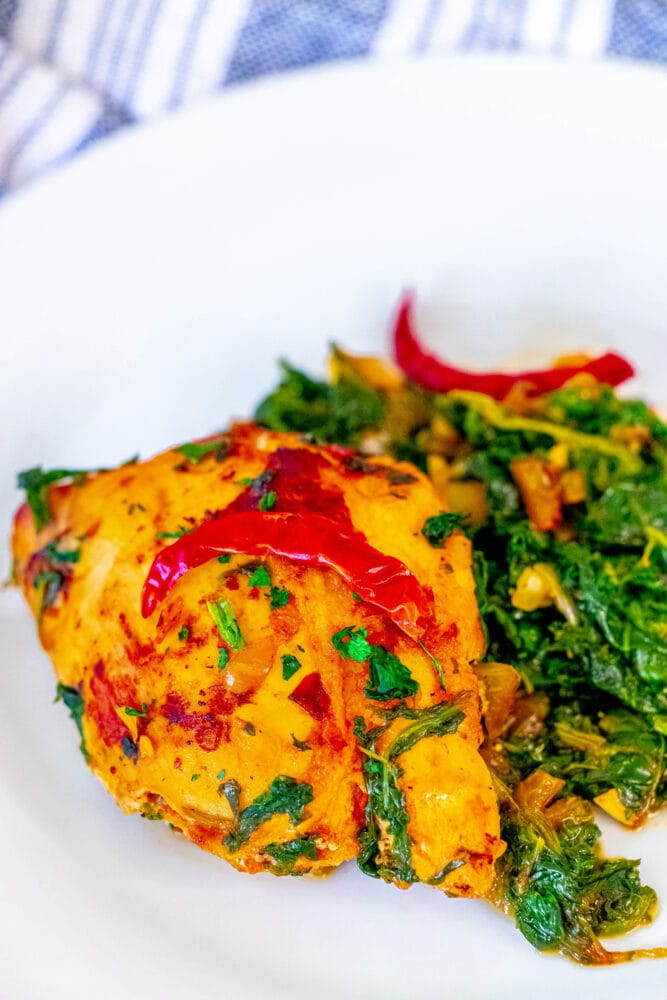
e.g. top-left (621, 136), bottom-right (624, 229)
top-left (224, 776), bottom-right (313, 853)
top-left (262, 836), bottom-right (319, 875)
top-left (17, 467), bottom-right (90, 530)
top-left (254, 362), bottom-right (386, 446)
top-left (55, 682), bottom-right (89, 760)
top-left (499, 806), bottom-right (657, 961)
top-left (421, 511), bottom-right (466, 547)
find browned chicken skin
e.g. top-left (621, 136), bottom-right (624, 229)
top-left (12, 424), bottom-right (502, 894)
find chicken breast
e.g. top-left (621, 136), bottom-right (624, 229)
top-left (12, 424), bottom-right (502, 895)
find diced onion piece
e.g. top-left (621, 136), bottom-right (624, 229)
top-left (547, 443), bottom-right (569, 470)
top-left (594, 788), bottom-right (639, 828)
top-left (444, 480), bottom-right (488, 526)
top-left (514, 769), bottom-right (566, 811)
top-left (560, 469), bottom-right (586, 505)
top-left (475, 662), bottom-right (521, 741)
top-left (511, 563), bottom-right (578, 626)
top-left (510, 456), bottom-right (562, 532)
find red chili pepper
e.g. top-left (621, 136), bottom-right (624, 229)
top-left (141, 511), bottom-right (431, 638)
top-left (392, 292), bottom-right (635, 399)
top-left (288, 672), bottom-right (331, 721)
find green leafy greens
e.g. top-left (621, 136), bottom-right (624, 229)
top-left (55, 682), bottom-right (89, 760)
top-left (224, 775), bottom-right (313, 853)
top-left (355, 701), bottom-right (465, 884)
top-left (257, 349), bottom-right (667, 961)
top-left (17, 466), bottom-right (90, 531)
top-left (261, 836), bottom-right (319, 875)
top-left (254, 361), bottom-right (386, 446)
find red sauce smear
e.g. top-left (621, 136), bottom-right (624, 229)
top-left (87, 661), bottom-right (130, 747)
top-left (393, 291), bottom-right (635, 399)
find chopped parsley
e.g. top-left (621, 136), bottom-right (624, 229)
top-left (155, 525), bottom-right (193, 540)
top-left (124, 702), bottom-right (147, 718)
top-left (177, 625), bottom-right (190, 641)
top-left (191, 774), bottom-right (200, 782)
top-left (174, 437), bottom-right (229, 464)
top-left (258, 491), bottom-right (277, 511)
top-left (268, 586), bottom-right (291, 610)
top-left (281, 654), bottom-right (302, 681)
top-left (217, 648), bottom-right (229, 670)
top-left (207, 598), bottom-right (245, 650)
top-left (248, 565), bottom-right (271, 588)
top-left (331, 625), bottom-right (372, 663)
top-left (332, 626), bottom-right (419, 701)
top-left (217, 554), bottom-right (231, 564)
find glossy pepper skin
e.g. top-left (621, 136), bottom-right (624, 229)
top-left (142, 511), bottom-right (431, 637)
top-left (12, 424), bottom-right (501, 893)
top-left (392, 291), bottom-right (635, 398)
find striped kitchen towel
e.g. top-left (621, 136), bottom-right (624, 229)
top-left (0, 0), bottom-right (665, 196)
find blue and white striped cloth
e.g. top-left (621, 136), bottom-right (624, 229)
top-left (0, 0), bottom-right (665, 196)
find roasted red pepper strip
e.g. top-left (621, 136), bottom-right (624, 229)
top-left (392, 292), bottom-right (635, 399)
top-left (141, 511), bottom-right (431, 638)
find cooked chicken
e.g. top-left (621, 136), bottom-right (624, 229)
top-left (12, 424), bottom-right (502, 894)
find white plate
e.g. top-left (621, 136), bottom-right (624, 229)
top-left (1, 56), bottom-right (666, 1000)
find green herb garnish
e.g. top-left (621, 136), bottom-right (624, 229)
top-left (332, 626), bottom-right (418, 701)
top-left (155, 525), bottom-right (193, 540)
top-left (248, 565), bottom-right (271, 588)
top-left (258, 491), bottom-right (277, 511)
top-left (174, 438), bottom-right (228, 464)
top-left (282, 654), bottom-right (302, 681)
top-left (207, 599), bottom-right (245, 649)
top-left (268, 586), bottom-right (291, 610)
top-left (124, 702), bottom-right (147, 718)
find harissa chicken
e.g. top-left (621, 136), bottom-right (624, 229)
top-left (12, 422), bottom-right (503, 894)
